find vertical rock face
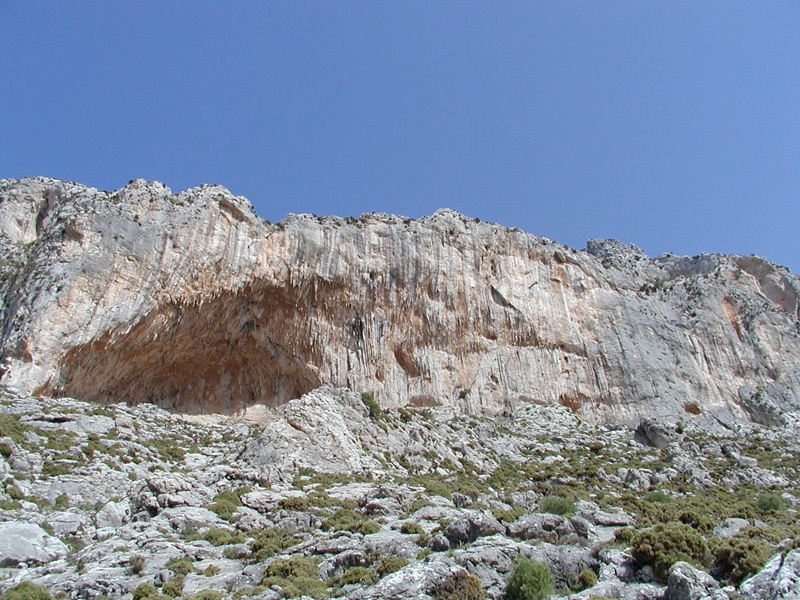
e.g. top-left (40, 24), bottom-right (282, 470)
top-left (1, 177), bottom-right (799, 427)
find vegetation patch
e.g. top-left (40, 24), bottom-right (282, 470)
top-left (538, 495), bottom-right (575, 516)
top-left (0, 582), bottom-right (53, 600)
top-left (630, 522), bottom-right (710, 583)
top-left (250, 527), bottom-right (298, 561)
top-left (505, 556), bottom-right (555, 600)
top-left (434, 570), bottom-right (485, 600)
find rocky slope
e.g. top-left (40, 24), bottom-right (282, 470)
top-left (2, 177), bottom-right (800, 428)
top-left (0, 385), bottom-right (798, 600)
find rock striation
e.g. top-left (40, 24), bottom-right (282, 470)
top-left (1, 177), bottom-right (800, 428)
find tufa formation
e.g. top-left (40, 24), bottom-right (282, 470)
top-left (1, 177), bottom-right (799, 429)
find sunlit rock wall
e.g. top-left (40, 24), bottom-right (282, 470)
top-left (1, 177), bottom-right (799, 427)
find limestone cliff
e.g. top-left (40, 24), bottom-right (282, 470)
top-left (1, 177), bottom-right (799, 428)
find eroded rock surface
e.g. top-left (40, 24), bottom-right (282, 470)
top-left (2, 177), bottom-right (800, 427)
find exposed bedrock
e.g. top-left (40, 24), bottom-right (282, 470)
top-left (1, 177), bottom-right (799, 427)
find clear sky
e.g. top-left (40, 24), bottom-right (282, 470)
top-left (2, 2), bottom-right (799, 272)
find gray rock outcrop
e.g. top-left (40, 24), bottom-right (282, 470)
top-left (0, 522), bottom-right (69, 566)
top-left (738, 549), bottom-right (800, 600)
top-left (2, 177), bottom-right (800, 428)
top-left (667, 561), bottom-right (728, 600)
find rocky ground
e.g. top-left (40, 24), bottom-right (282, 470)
top-left (0, 385), bottom-right (798, 600)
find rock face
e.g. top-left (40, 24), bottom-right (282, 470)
top-left (0, 522), bottom-right (69, 566)
top-left (2, 177), bottom-right (800, 427)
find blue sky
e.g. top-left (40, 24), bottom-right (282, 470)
top-left (2, 2), bottom-right (799, 272)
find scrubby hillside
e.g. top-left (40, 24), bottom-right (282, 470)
top-left (0, 386), bottom-right (798, 599)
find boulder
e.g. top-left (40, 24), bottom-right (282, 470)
top-left (712, 518), bottom-right (750, 539)
top-left (0, 521), bottom-right (69, 566)
top-left (667, 561), bottom-right (727, 600)
top-left (95, 500), bottom-right (130, 529)
top-left (636, 419), bottom-right (678, 449)
top-left (738, 549), bottom-right (800, 599)
top-left (348, 556), bottom-right (460, 600)
top-left (507, 513), bottom-right (575, 543)
top-left (443, 510), bottom-right (504, 544)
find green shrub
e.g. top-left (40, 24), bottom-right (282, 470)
top-left (410, 497), bottom-right (433, 512)
top-left (712, 535), bottom-right (773, 584)
top-left (643, 490), bottom-right (672, 504)
top-left (677, 510), bottom-right (714, 534)
top-left (340, 566), bottom-right (377, 586)
top-left (361, 392), bottom-right (381, 418)
top-left (264, 556), bottom-right (319, 580)
top-left (212, 491), bottom-right (242, 507)
top-left (574, 569), bottom-right (597, 591)
top-left (187, 591), bottom-right (223, 600)
top-left (207, 499), bottom-right (240, 522)
top-left (260, 577), bottom-right (300, 597)
top-left (613, 528), bottom-right (636, 545)
top-left (165, 557), bottom-right (194, 575)
top-left (148, 439), bottom-right (185, 463)
top-left (376, 555), bottom-right (409, 577)
top-left (505, 556), bottom-right (554, 600)
top-left (5, 484), bottom-right (23, 501)
top-left (202, 565), bottom-right (220, 577)
top-left (417, 548), bottom-right (432, 560)
top-left (41, 460), bottom-right (72, 477)
top-left (493, 506), bottom-right (526, 523)
top-left (250, 528), bottom-right (297, 561)
top-left (190, 527), bottom-right (244, 546)
top-left (261, 556), bottom-right (326, 599)
top-left (306, 489), bottom-right (340, 509)
top-left (323, 508), bottom-right (379, 534)
top-left (757, 493), bottom-right (786, 514)
top-left (0, 581), bottom-right (53, 600)
top-left (54, 493), bottom-right (69, 509)
top-left (278, 496), bottom-right (309, 511)
top-left (538, 496), bottom-right (574, 516)
top-left (323, 507), bottom-right (361, 531)
top-left (132, 583), bottom-right (158, 600)
top-left (161, 576), bottom-right (184, 598)
top-left (400, 521), bottom-right (425, 535)
top-left (354, 520), bottom-right (381, 535)
top-left (631, 522), bottom-right (709, 583)
top-left (0, 442), bottom-right (13, 458)
top-left (434, 570), bottom-right (485, 600)
top-left (129, 554), bottom-right (146, 575)
top-left (0, 414), bottom-right (26, 445)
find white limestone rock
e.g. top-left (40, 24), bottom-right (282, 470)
top-left (0, 521), bottom-right (69, 566)
top-left (2, 177), bottom-right (800, 429)
top-left (738, 549), bottom-right (800, 600)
